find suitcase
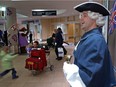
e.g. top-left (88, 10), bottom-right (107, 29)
top-left (25, 57), bottom-right (44, 71)
top-left (25, 49), bottom-right (47, 71)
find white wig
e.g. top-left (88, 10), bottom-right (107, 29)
top-left (88, 11), bottom-right (106, 27)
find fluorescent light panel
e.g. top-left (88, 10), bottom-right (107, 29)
top-left (32, 9), bottom-right (55, 11)
top-left (0, 7), bottom-right (6, 11)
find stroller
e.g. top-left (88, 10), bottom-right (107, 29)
top-left (46, 37), bottom-right (55, 48)
top-left (25, 47), bottom-right (53, 75)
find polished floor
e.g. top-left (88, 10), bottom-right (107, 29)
top-left (0, 44), bottom-right (75, 87)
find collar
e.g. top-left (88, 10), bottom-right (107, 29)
top-left (81, 27), bottom-right (102, 41)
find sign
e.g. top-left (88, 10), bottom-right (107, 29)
top-left (22, 20), bottom-right (40, 24)
top-left (32, 10), bottom-right (57, 16)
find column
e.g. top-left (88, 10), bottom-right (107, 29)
top-left (5, 7), bottom-right (18, 53)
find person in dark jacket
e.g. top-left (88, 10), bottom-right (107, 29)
top-left (55, 28), bottom-right (67, 60)
top-left (0, 29), bottom-right (3, 42)
top-left (51, 29), bottom-right (57, 48)
top-left (63, 2), bottom-right (116, 87)
top-left (29, 31), bottom-right (33, 43)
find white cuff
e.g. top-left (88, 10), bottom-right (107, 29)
top-left (63, 62), bottom-right (86, 87)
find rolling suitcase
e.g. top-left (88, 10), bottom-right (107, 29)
top-left (25, 57), bottom-right (44, 71)
top-left (25, 49), bottom-right (47, 71)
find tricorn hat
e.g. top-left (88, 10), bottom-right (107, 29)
top-left (74, 2), bottom-right (110, 16)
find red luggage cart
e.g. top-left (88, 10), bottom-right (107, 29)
top-left (25, 48), bottom-right (53, 75)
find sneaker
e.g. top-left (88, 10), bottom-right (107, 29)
top-left (12, 76), bottom-right (19, 79)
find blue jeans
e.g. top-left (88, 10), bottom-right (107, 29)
top-left (0, 68), bottom-right (18, 79)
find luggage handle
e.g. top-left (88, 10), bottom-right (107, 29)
top-left (32, 56), bottom-right (41, 58)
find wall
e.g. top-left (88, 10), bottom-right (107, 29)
top-left (17, 15), bottom-right (84, 44)
top-left (67, 23), bottom-right (74, 42)
top-left (40, 19), bottom-right (52, 40)
top-left (40, 15), bottom-right (83, 43)
top-left (0, 24), bottom-right (4, 31)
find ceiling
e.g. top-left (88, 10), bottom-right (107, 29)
top-left (0, 0), bottom-right (103, 21)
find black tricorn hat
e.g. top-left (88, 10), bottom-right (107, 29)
top-left (74, 2), bottom-right (110, 16)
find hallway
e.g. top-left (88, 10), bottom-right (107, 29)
top-left (0, 44), bottom-right (75, 87)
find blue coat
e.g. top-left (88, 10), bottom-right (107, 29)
top-left (73, 28), bottom-right (116, 87)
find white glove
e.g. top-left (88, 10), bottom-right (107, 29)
top-left (63, 62), bottom-right (86, 87)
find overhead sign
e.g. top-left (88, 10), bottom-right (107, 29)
top-left (22, 20), bottom-right (40, 24)
top-left (32, 10), bottom-right (57, 16)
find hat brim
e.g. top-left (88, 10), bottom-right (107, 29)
top-left (74, 2), bottom-right (110, 16)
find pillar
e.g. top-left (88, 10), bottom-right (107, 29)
top-left (5, 7), bottom-right (18, 53)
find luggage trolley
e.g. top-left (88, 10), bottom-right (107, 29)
top-left (41, 44), bottom-right (54, 71)
top-left (25, 47), bottom-right (54, 75)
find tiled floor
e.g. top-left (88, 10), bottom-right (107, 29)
top-left (0, 45), bottom-right (75, 87)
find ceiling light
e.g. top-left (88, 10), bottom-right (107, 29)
top-left (32, 9), bottom-right (46, 11)
top-left (0, 7), bottom-right (6, 11)
top-left (32, 9), bottom-right (56, 11)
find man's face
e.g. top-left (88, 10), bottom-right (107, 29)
top-left (79, 11), bottom-right (96, 32)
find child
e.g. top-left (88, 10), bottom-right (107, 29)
top-left (26, 43), bottom-right (33, 56)
top-left (26, 41), bottom-right (40, 56)
top-left (0, 46), bottom-right (19, 79)
top-left (32, 41), bottom-right (39, 48)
